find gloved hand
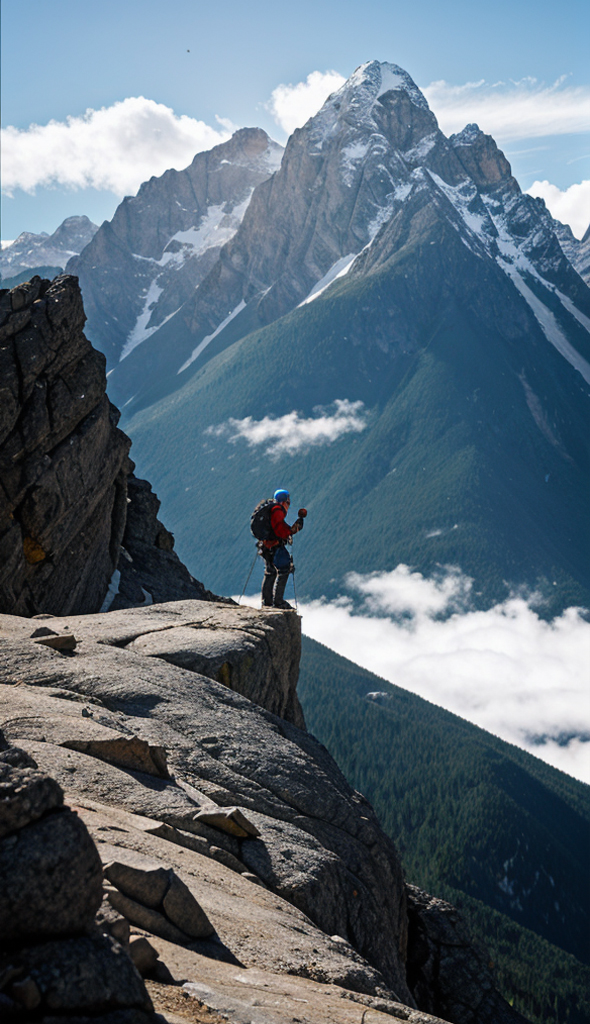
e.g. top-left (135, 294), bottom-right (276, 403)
top-left (294, 517), bottom-right (304, 532)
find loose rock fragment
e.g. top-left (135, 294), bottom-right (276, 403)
top-left (194, 806), bottom-right (260, 838)
top-left (105, 860), bottom-right (172, 909)
top-left (162, 873), bottom-right (214, 939)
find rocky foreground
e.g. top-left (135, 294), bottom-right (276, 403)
top-left (0, 601), bottom-right (527, 1024)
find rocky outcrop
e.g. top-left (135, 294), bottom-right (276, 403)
top-left (0, 274), bottom-right (213, 616)
top-left (67, 128), bottom-right (283, 367)
top-left (0, 731), bottom-right (153, 1021)
top-left (0, 216), bottom-right (98, 281)
top-left (0, 602), bottom-right (412, 1006)
top-left (0, 602), bottom-right (530, 1022)
top-left (406, 886), bottom-right (530, 1024)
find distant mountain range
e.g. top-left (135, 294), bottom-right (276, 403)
top-left (72, 60), bottom-right (588, 613)
top-left (0, 215), bottom-right (98, 282)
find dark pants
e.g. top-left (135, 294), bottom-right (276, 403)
top-left (260, 545), bottom-right (292, 606)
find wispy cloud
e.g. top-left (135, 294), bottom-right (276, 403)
top-left (423, 77), bottom-right (590, 142)
top-left (1, 97), bottom-right (231, 197)
top-left (244, 565), bottom-right (590, 783)
top-left (268, 70), bottom-right (346, 136)
top-left (206, 399), bottom-right (367, 457)
top-left (527, 179), bottom-right (590, 239)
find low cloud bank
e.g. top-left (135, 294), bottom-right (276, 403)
top-left (1, 97), bottom-right (231, 197)
top-left (206, 400), bottom-right (367, 457)
top-left (243, 565), bottom-right (590, 783)
top-left (526, 180), bottom-right (590, 240)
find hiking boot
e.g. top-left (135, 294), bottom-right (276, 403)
top-left (274, 599), bottom-right (295, 610)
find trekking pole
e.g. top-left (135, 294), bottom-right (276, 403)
top-left (238, 550), bottom-right (258, 605)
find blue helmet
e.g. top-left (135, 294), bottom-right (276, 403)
top-left (273, 488), bottom-right (290, 503)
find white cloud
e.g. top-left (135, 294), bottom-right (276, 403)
top-left (244, 565), bottom-right (590, 784)
top-left (268, 70), bottom-right (346, 135)
top-left (206, 399), bottom-right (367, 457)
top-left (1, 97), bottom-right (231, 198)
top-left (422, 77), bottom-right (590, 143)
top-left (526, 180), bottom-right (590, 239)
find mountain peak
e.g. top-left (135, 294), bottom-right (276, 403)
top-left (342, 61), bottom-right (430, 110)
top-left (318, 60), bottom-right (431, 126)
top-left (450, 123), bottom-right (484, 145)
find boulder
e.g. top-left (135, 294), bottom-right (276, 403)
top-left (128, 937), bottom-right (159, 976)
top-left (105, 859), bottom-right (172, 909)
top-left (0, 805), bottom-right (103, 939)
top-left (1, 932), bottom-right (151, 1013)
top-left (0, 752), bottom-right (63, 838)
top-left (195, 806), bottom-right (260, 838)
top-left (106, 888), bottom-right (192, 945)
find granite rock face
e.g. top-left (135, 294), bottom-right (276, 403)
top-left (67, 128), bottom-right (283, 367)
top-left (0, 604), bottom-right (530, 1023)
top-left (0, 274), bottom-right (213, 616)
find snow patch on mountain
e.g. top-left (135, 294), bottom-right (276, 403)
top-left (510, 273), bottom-right (590, 385)
top-left (159, 196), bottom-right (253, 268)
top-left (299, 254), bottom-right (358, 306)
top-left (178, 300), bottom-right (247, 373)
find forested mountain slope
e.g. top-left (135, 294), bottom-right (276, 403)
top-left (298, 635), bottom-right (590, 1024)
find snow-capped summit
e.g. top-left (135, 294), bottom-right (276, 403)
top-left (83, 58), bottom-right (589, 427)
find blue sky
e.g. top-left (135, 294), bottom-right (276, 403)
top-left (2, 0), bottom-right (589, 238)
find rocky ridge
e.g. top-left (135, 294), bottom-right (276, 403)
top-left (67, 128), bottom-right (283, 367)
top-left (0, 274), bottom-right (214, 617)
top-left (553, 219), bottom-right (590, 286)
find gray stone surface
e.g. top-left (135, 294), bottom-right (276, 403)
top-left (0, 805), bottom-right (103, 939)
top-left (106, 888), bottom-right (192, 945)
top-left (0, 745), bottom-right (63, 838)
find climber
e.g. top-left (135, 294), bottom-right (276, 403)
top-left (251, 489), bottom-right (305, 609)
